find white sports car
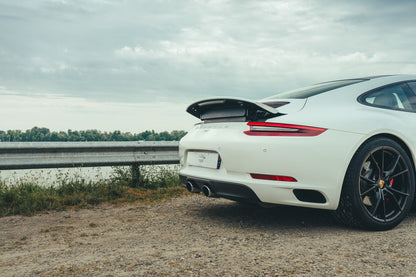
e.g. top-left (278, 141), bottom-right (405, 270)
top-left (179, 75), bottom-right (416, 230)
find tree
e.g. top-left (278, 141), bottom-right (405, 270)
top-left (0, 127), bottom-right (187, 142)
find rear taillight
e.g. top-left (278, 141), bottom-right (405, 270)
top-left (244, 122), bottom-right (326, 136)
top-left (250, 173), bottom-right (297, 182)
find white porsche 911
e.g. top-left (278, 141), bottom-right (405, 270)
top-left (179, 75), bottom-right (416, 230)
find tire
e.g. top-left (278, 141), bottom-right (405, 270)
top-left (335, 137), bottom-right (415, 230)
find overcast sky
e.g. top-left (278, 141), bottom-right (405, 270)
top-left (1, 0), bottom-right (416, 132)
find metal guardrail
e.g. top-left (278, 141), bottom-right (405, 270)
top-left (0, 141), bottom-right (179, 170)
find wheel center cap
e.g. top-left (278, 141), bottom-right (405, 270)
top-left (378, 179), bottom-right (385, 188)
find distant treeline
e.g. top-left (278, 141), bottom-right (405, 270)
top-left (0, 127), bottom-right (187, 142)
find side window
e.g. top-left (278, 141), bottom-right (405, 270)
top-left (361, 84), bottom-right (414, 111)
top-left (405, 82), bottom-right (416, 110)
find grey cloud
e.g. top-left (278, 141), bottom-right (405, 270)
top-left (0, 0), bottom-right (416, 106)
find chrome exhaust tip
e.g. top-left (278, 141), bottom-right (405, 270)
top-left (186, 181), bottom-right (200, 193)
top-left (201, 185), bottom-right (214, 197)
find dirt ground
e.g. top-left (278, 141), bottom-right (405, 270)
top-left (1, 195), bottom-right (416, 276)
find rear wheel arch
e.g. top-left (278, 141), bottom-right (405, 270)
top-left (362, 133), bottom-right (416, 175)
top-left (335, 134), bottom-right (415, 230)
top-left (340, 133), bottom-right (416, 195)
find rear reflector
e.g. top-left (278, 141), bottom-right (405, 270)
top-left (244, 122), bottom-right (326, 136)
top-left (250, 173), bottom-right (297, 182)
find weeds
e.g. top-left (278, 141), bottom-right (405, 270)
top-left (0, 165), bottom-right (187, 216)
top-left (127, 165), bottom-right (181, 190)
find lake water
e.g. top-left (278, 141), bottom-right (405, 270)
top-left (0, 165), bottom-right (179, 186)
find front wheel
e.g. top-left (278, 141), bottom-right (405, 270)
top-left (335, 137), bottom-right (415, 230)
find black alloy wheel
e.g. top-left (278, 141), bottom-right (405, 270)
top-left (335, 137), bottom-right (415, 230)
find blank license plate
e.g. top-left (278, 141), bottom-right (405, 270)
top-left (187, 151), bottom-right (220, 169)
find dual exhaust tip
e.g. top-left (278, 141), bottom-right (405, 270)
top-left (186, 181), bottom-right (216, 197)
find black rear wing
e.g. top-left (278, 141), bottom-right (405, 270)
top-left (186, 98), bottom-right (282, 123)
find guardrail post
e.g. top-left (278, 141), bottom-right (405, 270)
top-left (131, 163), bottom-right (141, 188)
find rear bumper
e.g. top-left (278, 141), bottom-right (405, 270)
top-left (180, 169), bottom-right (331, 208)
top-left (179, 122), bottom-right (366, 210)
top-left (180, 174), bottom-right (260, 203)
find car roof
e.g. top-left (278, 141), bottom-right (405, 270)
top-left (314, 75), bottom-right (394, 85)
top-left (264, 75), bottom-right (416, 102)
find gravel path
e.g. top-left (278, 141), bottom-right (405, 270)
top-left (1, 195), bottom-right (416, 276)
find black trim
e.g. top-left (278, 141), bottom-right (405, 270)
top-left (180, 175), bottom-right (261, 203)
top-left (186, 98), bottom-right (281, 123)
top-left (293, 189), bottom-right (326, 204)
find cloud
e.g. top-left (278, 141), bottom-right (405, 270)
top-left (115, 39), bottom-right (226, 60)
top-left (1, 0), bottom-right (416, 131)
top-left (114, 46), bottom-right (150, 59)
top-left (39, 62), bottom-right (76, 73)
top-left (0, 87), bottom-right (198, 132)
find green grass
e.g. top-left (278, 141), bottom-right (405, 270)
top-left (0, 166), bottom-right (188, 216)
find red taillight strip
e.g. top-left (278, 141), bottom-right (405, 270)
top-left (250, 173), bottom-right (297, 182)
top-left (244, 122), bottom-right (326, 137)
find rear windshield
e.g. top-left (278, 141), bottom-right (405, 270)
top-left (264, 79), bottom-right (367, 100)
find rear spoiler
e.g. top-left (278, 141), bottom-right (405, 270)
top-left (186, 97), bottom-right (282, 122)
